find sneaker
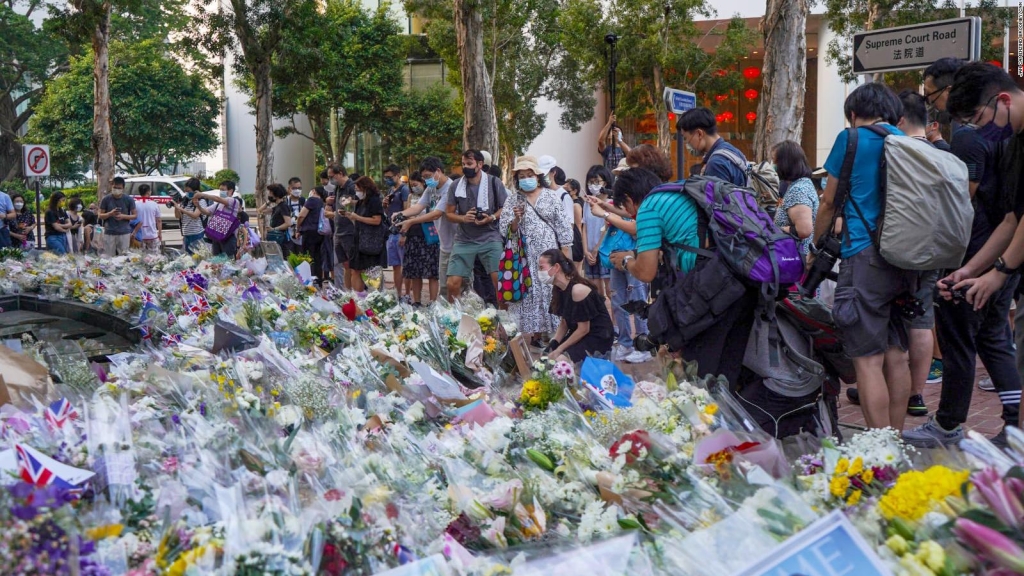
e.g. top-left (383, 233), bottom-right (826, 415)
top-left (846, 387), bottom-right (860, 405)
top-left (926, 359), bottom-right (943, 384)
top-left (624, 350), bottom-right (653, 364)
top-left (611, 345), bottom-right (632, 362)
top-left (978, 377), bottom-right (995, 392)
top-left (902, 417), bottom-right (964, 448)
top-left (907, 394), bottom-right (928, 417)
top-left (989, 429), bottom-right (1009, 449)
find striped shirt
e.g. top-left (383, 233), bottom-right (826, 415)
top-left (180, 198), bottom-right (210, 236)
top-left (634, 191), bottom-right (700, 273)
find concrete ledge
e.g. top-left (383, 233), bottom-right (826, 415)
top-left (0, 295), bottom-right (141, 344)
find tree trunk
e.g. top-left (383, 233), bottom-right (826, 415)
top-left (330, 108), bottom-right (342, 164)
top-left (0, 92), bottom-right (21, 182)
top-left (252, 60), bottom-right (273, 207)
top-left (454, 0), bottom-right (498, 155)
top-left (754, 0), bottom-right (809, 162)
top-left (91, 2), bottom-right (115, 201)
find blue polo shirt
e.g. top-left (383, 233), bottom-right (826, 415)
top-left (635, 189), bottom-right (701, 273)
top-left (823, 124), bottom-right (903, 258)
top-left (0, 192), bottom-right (13, 229)
top-left (702, 139), bottom-right (748, 187)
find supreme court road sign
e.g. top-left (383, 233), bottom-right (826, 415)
top-left (853, 17), bottom-right (980, 75)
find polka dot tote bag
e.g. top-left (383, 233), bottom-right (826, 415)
top-left (498, 225), bottom-right (532, 303)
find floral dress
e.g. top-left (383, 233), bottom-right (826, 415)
top-left (773, 177), bottom-right (819, 258)
top-left (499, 188), bottom-right (573, 334)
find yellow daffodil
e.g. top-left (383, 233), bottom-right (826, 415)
top-left (861, 468), bottom-right (875, 484)
top-left (848, 456), bottom-right (864, 476)
top-left (829, 475), bottom-right (850, 498)
top-left (86, 523), bottom-right (124, 540)
top-left (879, 466), bottom-right (970, 521)
top-left (835, 457), bottom-right (850, 476)
top-left (846, 489), bottom-right (862, 507)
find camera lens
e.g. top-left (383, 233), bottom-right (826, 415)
top-left (633, 334), bottom-right (658, 353)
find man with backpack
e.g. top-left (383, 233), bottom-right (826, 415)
top-left (939, 62), bottom-right (1024, 434)
top-left (812, 83), bottom-right (921, 432)
top-left (678, 107), bottom-right (748, 187)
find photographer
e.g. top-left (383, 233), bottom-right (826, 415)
top-left (382, 165), bottom-right (410, 301)
top-left (812, 82), bottom-right (920, 431)
top-left (445, 150), bottom-right (508, 302)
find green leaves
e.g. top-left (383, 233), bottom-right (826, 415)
top-left (27, 39), bottom-right (220, 175)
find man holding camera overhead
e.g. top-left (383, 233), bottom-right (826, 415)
top-left (445, 149), bottom-right (508, 302)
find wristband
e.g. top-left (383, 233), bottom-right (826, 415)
top-left (995, 257), bottom-right (1020, 275)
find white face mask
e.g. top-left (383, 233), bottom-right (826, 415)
top-left (14, 202), bottom-right (23, 210)
top-left (588, 184), bottom-right (603, 195)
top-left (111, 188), bottom-right (124, 197)
top-left (356, 191), bottom-right (366, 200)
top-left (291, 188), bottom-right (301, 197)
top-left (537, 268), bottom-right (554, 284)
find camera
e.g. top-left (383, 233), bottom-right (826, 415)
top-left (941, 279), bottom-right (967, 303)
top-left (475, 210), bottom-right (490, 221)
top-left (799, 235), bottom-right (841, 297)
top-left (895, 293), bottom-right (926, 319)
top-left (389, 213), bottom-right (407, 235)
top-left (619, 300), bottom-right (660, 353)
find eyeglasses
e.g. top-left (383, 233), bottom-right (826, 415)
top-left (924, 85), bottom-right (949, 105)
top-left (965, 94), bottom-right (1001, 127)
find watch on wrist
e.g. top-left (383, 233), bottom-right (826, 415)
top-left (995, 257), bottom-right (1020, 275)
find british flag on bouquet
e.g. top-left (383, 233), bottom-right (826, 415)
top-left (161, 334), bottom-right (182, 347)
top-left (138, 325), bottom-right (153, 340)
top-left (167, 310), bottom-right (177, 327)
top-left (15, 444), bottom-right (95, 494)
top-left (193, 294), bottom-right (210, 313)
top-left (95, 280), bottom-right (107, 292)
top-left (44, 398), bottom-right (78, 430)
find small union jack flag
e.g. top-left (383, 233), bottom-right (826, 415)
top-left (194, 294), bottom-right (210, 312)
top-left (15, 444), bottom-right (89, 495)
top-left (138, 325), bottom-right (153, 340)
top-left (141, 290), bottom-right (154, 304)
top-left (167, 311), bottom-right (177, 327)
top-left (161, 334), bottom-right (182, 347)
top-left (95, 281), bottom-right (107, 292)
top-left (45, 398), bottom-right (79, 430)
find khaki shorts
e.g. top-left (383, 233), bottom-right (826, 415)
top-left (447, 241), bottom-right (502, 280)
top-left (832, 246), bottom-right (921, 358)
top-left (104, 233), bottom-right (131, 257)
top-left (439, 250), bottom-right (451, 297)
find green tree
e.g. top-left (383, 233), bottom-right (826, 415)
top-left (193, 0), bottom-right (298, 205)
top-left (407, 0), bottom-right (600, 172)
top-left (28, 39), bottom-right (219, 175)
top-left (0, 1), bottom-right (68, 181)
top-left (563, 0), bottom-right (756, 154)
top-left (824, 0), bottom-right (1010, 84)
top-left (271, 0), bottom-right (404, 166)
top-left (386, 84), bottom-right (465, 171)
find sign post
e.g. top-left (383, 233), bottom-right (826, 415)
top-left (853, 17), bottom-right (981, 75)
top-left (22, 145), bottom-right (50, 250)
top-left (664, 88), bottom-right (697, 180)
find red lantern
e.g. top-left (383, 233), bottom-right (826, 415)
top-left (746, 111), bottom-right (757, 123)
top-left (715, 114), bottom-right (725, 123)
top-left (743, 66), bottom-right (761, 80)
top-left (722, 111), bottom-right (734, 122)
top-left (744, 89), bottom-right (758, 100)
top-left (667, 112), bottom-right (675, 121)
top-left (715, 94), bottom-right (728, 102)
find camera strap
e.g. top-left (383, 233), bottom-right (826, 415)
top-left (827, 127), bottom-right (860, 247)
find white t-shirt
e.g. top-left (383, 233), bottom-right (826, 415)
top-left (136, 198), bottom-right (162, 240)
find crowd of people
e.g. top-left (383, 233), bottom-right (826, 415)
top-left (4, 58), bottom-right (1024, 446)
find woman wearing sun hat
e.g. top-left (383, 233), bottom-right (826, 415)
top-left (499, 155), bottom-right (574, 346)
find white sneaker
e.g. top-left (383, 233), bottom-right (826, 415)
top-left (611, 345), bottom-right (631, 362)
top-left (624, 350), bottom-right (653, 364)
top-left (978, 377), bottom-right (995, 392)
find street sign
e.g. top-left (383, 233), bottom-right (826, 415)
top-left (22, 145), bottom-right (50, 178)
top-left (663, 87), bottom-right (697, 115)
top-left (853, 17), bottom-right (981, 75)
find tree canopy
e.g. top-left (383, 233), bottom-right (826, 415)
top-left (271, 0), bottom-right (405, 165)
top-left (27, 39), bottom-right (220, 175)
top-left (385, 84), bottom-right (465, 171)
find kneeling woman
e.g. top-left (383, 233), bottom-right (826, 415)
top-left (539, 249), bottom-right (614, 363)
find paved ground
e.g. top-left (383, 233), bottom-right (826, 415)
top-left (838, 363), bottom-right (1006, 437)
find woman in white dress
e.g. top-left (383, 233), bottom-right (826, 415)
top-left (499, 156), bottom-right (573, 345)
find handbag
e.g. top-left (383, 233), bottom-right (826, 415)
top-left (205, 199), bottom-right (241, 242)
top-left (498, 225), bottom-right (531, 303)
top-left (599, 225), bottom-right (636, 269)
top-left (317, 205), bottom-right (332, 236)
top-left (357, 213), bottom-right (388, 255)
top-left (422, 222), bottom-right (440, 245)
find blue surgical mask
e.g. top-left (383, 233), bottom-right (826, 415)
top-left (976, 100), bottom-right (1015, 142)
top-left (519, 177), bottom-right (538, 192)
top-left (425, 177), bottom-right (438, 188)
top-left (385, 178), bottom-right (395, 187)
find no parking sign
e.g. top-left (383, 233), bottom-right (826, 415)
top-left (22, 145), bottom-right (50, 177)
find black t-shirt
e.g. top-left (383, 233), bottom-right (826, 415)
top-left (269, 201), bottom-right (291, 229)
top-left (300, 196), bottom-right (324, 234)
top-left (45, 208), bottom-right (68, 236)
top-left (355, 194), bottom-right (384, 233)
top-left (551, 281), bottom-right (614, 341)
top-left (952, 126), bottom-right (1010, 262)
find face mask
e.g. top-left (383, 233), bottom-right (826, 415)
top-left (462, 167), bottom-right (478, 179)
top-left (14, 202), bottom-right (23, 210)
top-left (519, 177), bottom-right (538, 192)
top-left (425, 177), bottom-right (438, 188)
top-left (384, 178), bottom-right (395, 188)
top-left (412, 185), bottom-right (424, 195)
top-left (112, 188), bottom-right (124, 197)
top-left (219, 191), bottom-right (228, 198)
top-left (325, 182), bottom-right (337, 193)
top-left (291, 188), bottom-right (301, 197)
top-left (71, 204), bottom-right (82, 212)
top-left (587, 184), bottom-right (603, 195)
top-left (536, 268), bottom-right (554, 284)
top-left (977, 101), bottom-right (1015, 143)
top-left (356, 191), bottom-right (365, 200)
